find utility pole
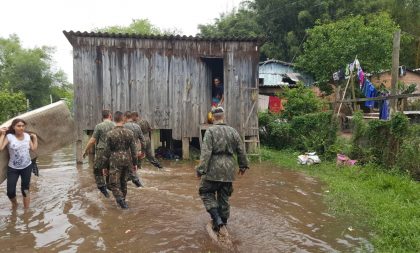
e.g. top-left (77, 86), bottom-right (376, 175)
top-left (390, 30), bottom-right (400, 116)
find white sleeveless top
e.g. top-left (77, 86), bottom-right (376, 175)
top-left (6, 133), bottom-right (32, 170)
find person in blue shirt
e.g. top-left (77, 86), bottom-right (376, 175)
top-left (212, 77), bottom-right (224, 107)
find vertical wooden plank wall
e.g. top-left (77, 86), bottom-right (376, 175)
top-left (68, 34), bottom-right (259, 145)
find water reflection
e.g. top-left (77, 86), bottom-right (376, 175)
top-left (0, 145), bottom-right (373, 252)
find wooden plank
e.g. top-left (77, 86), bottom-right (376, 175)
top-left (182, 137), bottom-right (190, 159)
top-left (333, 93), bottom-right (420, 103)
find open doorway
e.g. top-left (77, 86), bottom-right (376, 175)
top-left (202, 57), bottom-right (224, 107)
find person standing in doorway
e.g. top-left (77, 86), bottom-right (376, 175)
top-left (132, 111), bottom-right (163, 169)
top-left (0, 119), bottom-right (38, 209)
top-left (82, 109), bottom-right (115, 198)
top-left (100, 111), bottom-right (137, 209)
top-left (123, 111), bottom-right (146, 187)
top-left (196, 107), bottom-right (249, 236)
top-left (212, 77), bottom-right (224, 107)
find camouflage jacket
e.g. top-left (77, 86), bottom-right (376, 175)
top-left (124, 121), bottom-right (146, 151)
top-left (196, 123), bottom-right (248, 182)
top-left (92, 120), bottom-right (115, 150)
top-left (137, 118), bottom-right (152, 136)
top-left (99, 126), bottom-right (137, 168)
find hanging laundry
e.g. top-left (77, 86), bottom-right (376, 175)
top-left (345, 64), bottom-right (350, 79)
top-left (358, 68), bottom-right (365, 88)
top-left (364, 80), bottom-right (377, 108)
top-left (333, 71), bottom-right (340, 81)
top-left (349, 62), bottom-right (355, 72)
top-left (333, 69), bottom-right (345, 81)
top-left (379, 99), bottom-right (389, 120)
top-left (354, 59), bottom-right (360, 70)
top-left (268, 96), bottom-right (283, 113)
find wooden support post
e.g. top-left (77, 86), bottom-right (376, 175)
top-left (350, 73), bottom-right (357, 111)
top-left (87, 132), bottom-right (95, 164)
top-left (390, 30), bottom-right (401, 116)
top-left (76, 139), bottom-right (83, 164)
top-left (182, 137), bottom-right (190, 160)
top-left (150, 129), bottom-right (160, 157)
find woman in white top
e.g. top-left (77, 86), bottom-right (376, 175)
top-left (0, 118), bottom-right (38, 209)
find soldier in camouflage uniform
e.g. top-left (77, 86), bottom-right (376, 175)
top-left (83, 109), bottom-right (115, 198)
top-left (132, 111), bottom-right (163, 169)
top-left (123, 111), bottom-right (146, 187)
top-left (99, 111), bottom-right (138, 209)
top-left (196, 107), bottom-right (249, 235)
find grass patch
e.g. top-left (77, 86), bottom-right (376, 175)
top-left (260, 147), bottom-right (420, 252)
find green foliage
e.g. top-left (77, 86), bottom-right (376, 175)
top-left (262, 147), bottom-right (420, 252)
top-left (290, 112), bottom-right (337, 154)
top-left (0, 90), bottom-right (26, 123)
top-left (259, 85), bottom-right (334, 153)
top-left (396, 124), bottom-right (420, 180)
top-left (0, 34), bottom-right (69, 109)
top-left (349, 112), bottom-right (418, 176)
top-left (198, 0), bottom-right (420, 71)
top-left (197, 7), bottom-right (263, 38)
top-left (282, 84), bottom-right (324, 120)
top-left (296, 13), bottom-right (399, 85)
top-left (94, 19), bottom-right (180, 35)
top-left (407, 99), bottom-right (420, 110)
top-left (259, 111), bottom-right (337, 154)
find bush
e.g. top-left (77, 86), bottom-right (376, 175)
top-left (0, 90), bottom-right (27, 123)
top-left (349, 112), bottom-right (418, 176)
top-left (290, 111), bottom-right (337, 154)
top-left (259, 111), bottom-right (337, 154)
top-left (282, 83), bottom-right (324, 120)
top-left (396, 125), bottom-right (420, 180)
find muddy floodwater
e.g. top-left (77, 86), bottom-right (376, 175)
top-left (0, 145), bottom-right (373, 252)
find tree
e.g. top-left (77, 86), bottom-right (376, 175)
top-left (0, 35), bottom-right (69, 109)
top-left (197, 7), bottom-right (263, 38)
top-left (295, 13), bottom-right (401, 86)
top-left (199, 0), bottom-right (420, 68)
top-left (281, 83), bottom-right (324, 120)
top-left (94, 19), bottom-right (181, 35)
top-left (0, 90), bottom-right (26, 123)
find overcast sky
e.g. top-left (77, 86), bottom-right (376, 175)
top-left (0, 0), bottom-right (242, 83)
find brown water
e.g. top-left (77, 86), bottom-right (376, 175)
top-left (0, 145), bottom-right (373, 252)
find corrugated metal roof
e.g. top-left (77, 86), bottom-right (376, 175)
top-left (259, 59), bottom-right (294, 67)
top-left (63, 30), bottom-right (263, 42)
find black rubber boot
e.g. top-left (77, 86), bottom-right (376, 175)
top-left (98, 186), bottom-right (110, 198)
top-left (132, 177), bottom-right (143, 187)
top-left (221, 217), bottom-right (228, 225)
top-left (116, 197), bottom-right (128, 209)
top-left (151, 160), bottom-right (163, 169)
top-left (208, 208), bottom-right (224, 231)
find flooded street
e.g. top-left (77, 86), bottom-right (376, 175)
top-left (0, 145), bottom-right (372, 252)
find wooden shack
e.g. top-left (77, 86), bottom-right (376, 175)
top-left (64, 31), bottom-right (261, 161)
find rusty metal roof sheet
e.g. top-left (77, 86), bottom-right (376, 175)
top-left (63, 30), bottom-right (264, 43)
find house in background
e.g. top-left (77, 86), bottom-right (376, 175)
top-left (370, 67), bottom-right (420, 103)
top-left (64, 31), bottom-right (261, 161)
top-left (258, 59), bottom-right (314, 112)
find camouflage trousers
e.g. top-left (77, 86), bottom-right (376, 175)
top-left (108, 166), bottom-right (129, 199)
top-left (144, 138), bottom-right (161, 168)
top-left (94, 149), bottom-right (107, 188)
top-left (127, 169), bottom-right (140, 182)
top-left (199, 179), bottom-right (233, 221)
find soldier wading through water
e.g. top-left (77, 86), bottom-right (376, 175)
top-left (123, 111), bottom-right (146, 187)
top-left (82, 109), bottom-right (115, 198)
top-left (196, 107), bottom-right (249, 237)
top-left (99, 111), bottom-right (138, 209)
